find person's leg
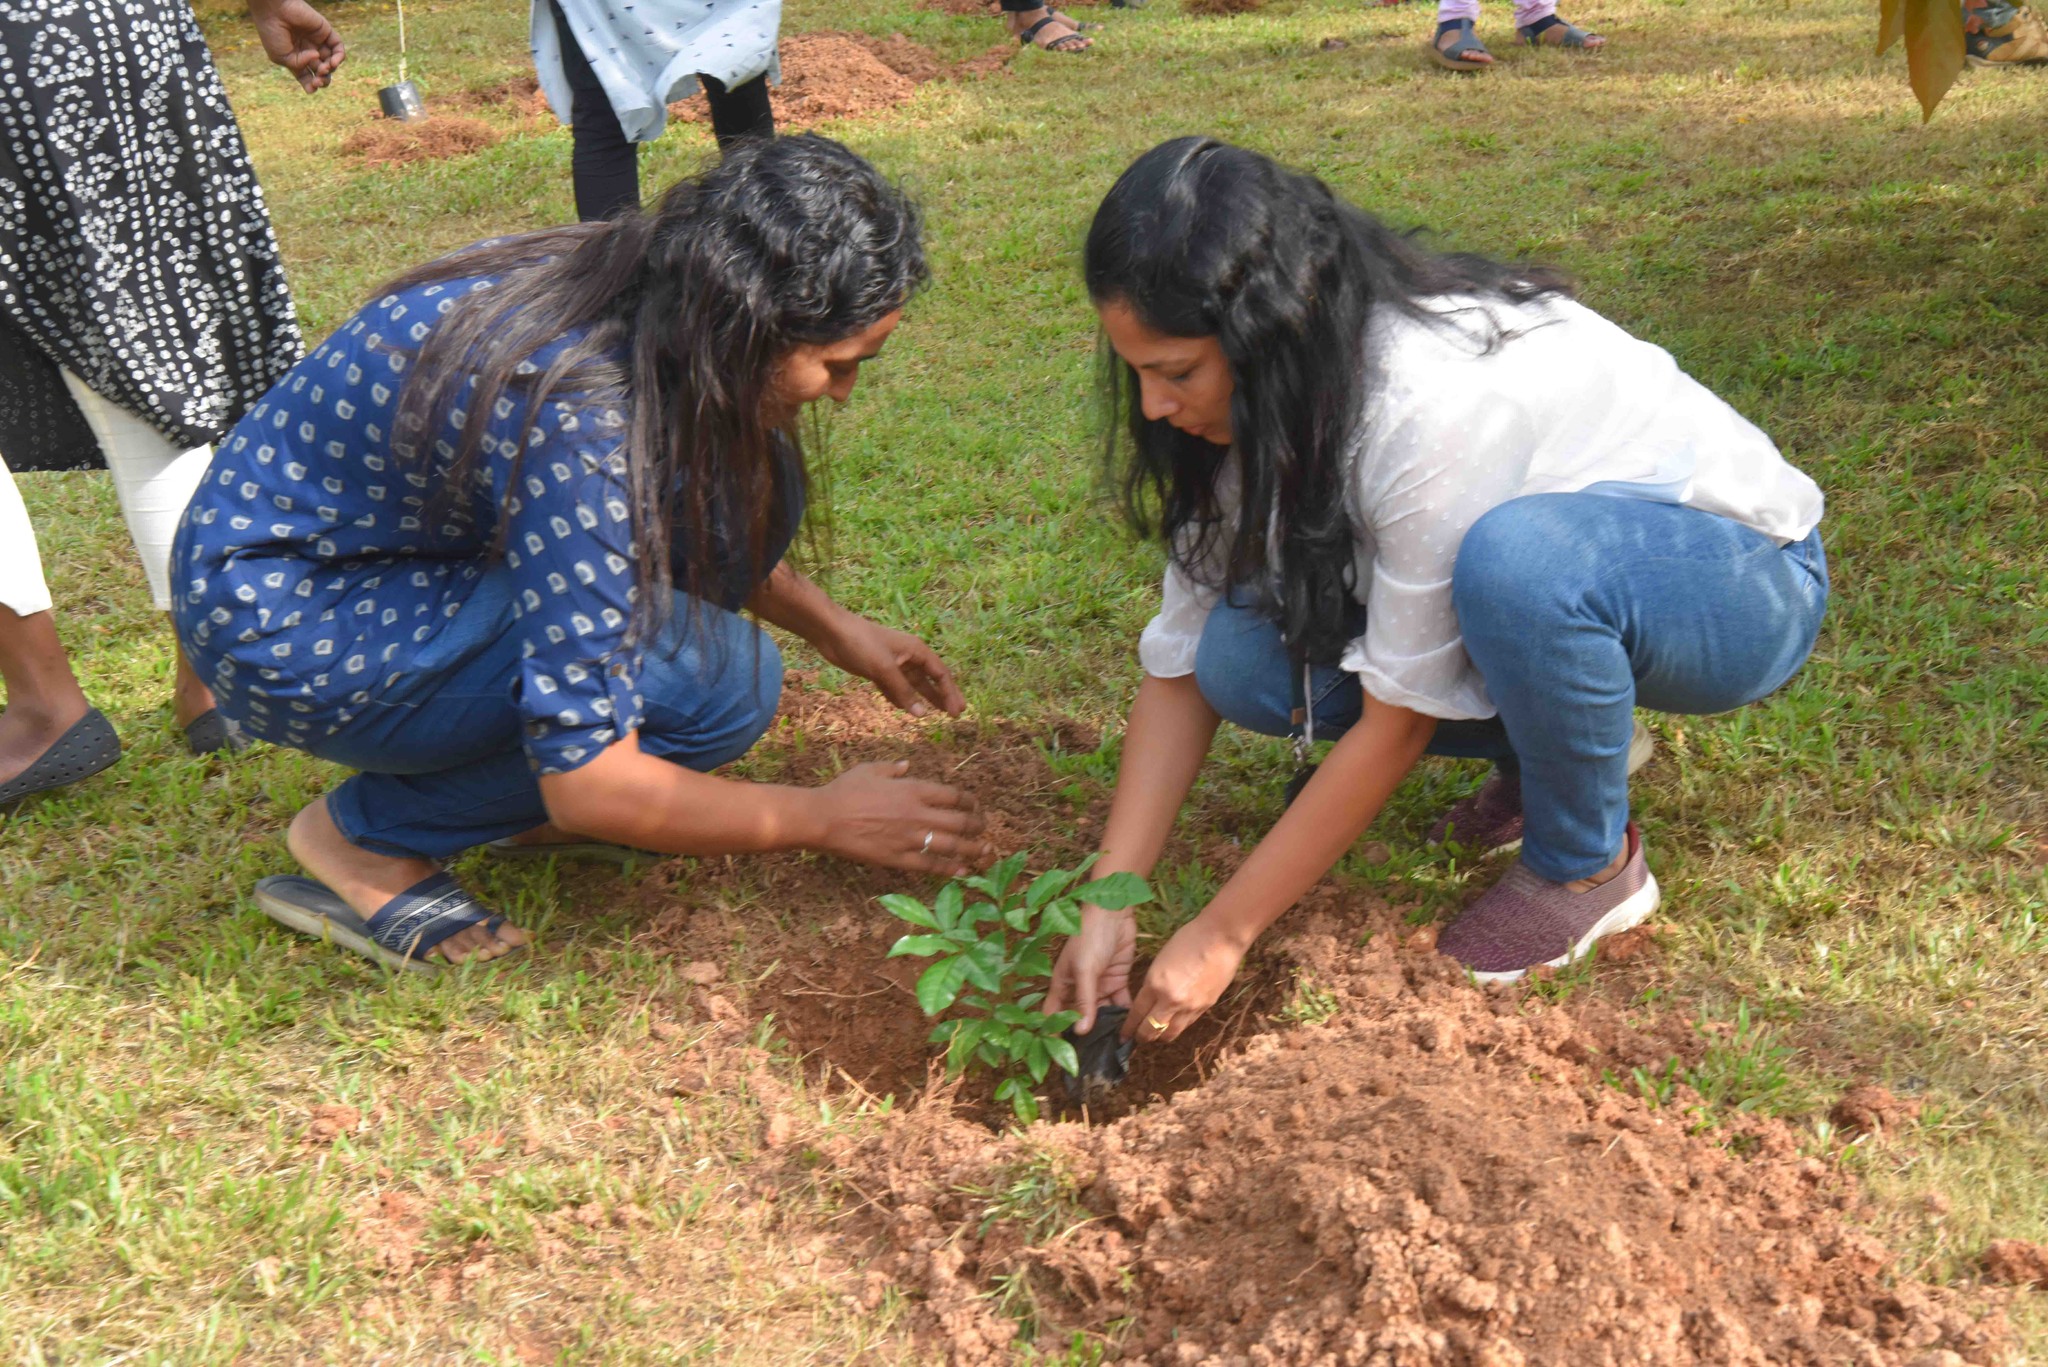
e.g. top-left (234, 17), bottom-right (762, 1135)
top-left (701, 74), bottom-right (774, 149)
top-left (0, 455), bottom-right (101, 789)
top-left (317, 588), bottom-right (780, 859)
top-left (1192, 590), bottom-right (1516, 759)
top-left (1452, 493), bottom-right (1828, 885)
top-left (550, 0), bottom-right (640, 220)
top-left (1432, 0), bottom-right (1495, 66)
top-left (60, 372), bottom-right (227, 739)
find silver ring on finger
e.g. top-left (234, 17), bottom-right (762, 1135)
top-left (920, 830), bottom-right (935, 854)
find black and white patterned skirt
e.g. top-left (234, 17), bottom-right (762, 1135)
top-left (0, 0), bottom-right (303, 472)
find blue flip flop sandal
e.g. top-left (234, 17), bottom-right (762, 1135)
top-left (1429, 18), bottom-right (1492, 69)
top-left (1518, 13), bottom-right (1603, 46)
top-left (253, 872), bottom-right (524, 974)
top-left (0, 707), bottom-right (121, 809)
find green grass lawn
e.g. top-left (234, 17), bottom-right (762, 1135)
top-left (4, 0), bottom-right (2045, 1359)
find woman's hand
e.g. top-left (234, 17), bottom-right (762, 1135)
top-left (1044, 907), bottom-right (1137, 1034)
top-left (248, 0), bottom-right (346, 91)
top-left (805, 759), bottom-right (992, 875)
top-left (1127, 918), bottom-right (1247, 1044)
top-left (815, 615), bottom-right (965, 719)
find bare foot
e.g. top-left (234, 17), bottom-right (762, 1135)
top-left (286, 798), bottom-right (531, 965)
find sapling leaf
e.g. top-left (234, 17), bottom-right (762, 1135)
top-left (1041, 901), bottom-right (1083, 937)
top-left (1014, 947), bottom-right (1053, 979)
top-left (993, 1002), bottom-right (1038, 1027)
top-left (1003, 902), bottom-right (1034, 932)
top-left (942, 925), bottom-right (978, 946)
top-left (879, 894), bottom-right (938, 929)
top-left (961, 937), bottom-right (1006, 993)
top-left (928, 1019), bottom-right (962, 1044)
top-left (995, 1076), bottom-right (1039, 1123)
top-left (1024, 861), bottom-right (1089, 913)
top-left (915, 955), bottom-right (972, 1015)
top-left (1016, 991), bottom-right (1047, 1010)
top-left (1046, 1036), bottom-right (1080, 1078)
top-left (987, 851), bottom-right (1030, 900)
top-left (889, 933), bottom-right (953, 958)
top-left (947, 1019), bottom-right (988, 1073)
top-left (1025, 1036), bottom-right (1051, 1083)
top-left (934, 883), bottom-right (965, 930)
top-left (1073, 872), bottom-right (1153, 911)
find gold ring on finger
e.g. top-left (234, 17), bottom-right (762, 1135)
top-left (920, 830), bottom-right (935, 854)
top-left (1146, 1016), bottom-right (1168, 1032)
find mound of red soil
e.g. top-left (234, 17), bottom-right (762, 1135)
top-left (1982, 1239), bottom-right (2048, 1289)
top-left (340, 116), bottom-right (501, 168)
top-left (1831, 1084), bottom-right (1922, 1137)
top-left (830, 926), bottom-right (2011, 1365)
top-left (444, 73), bottom-right (552, 118)
top-left (670, 32), bottom-right (1011, 130)
top-left (1185, 0), bottom-right (1264, 16)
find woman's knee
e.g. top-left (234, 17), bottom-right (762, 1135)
top-left (1452, 496), bottom-right (1593, 647)
top-left (638, 607), bottom-right (782, 769)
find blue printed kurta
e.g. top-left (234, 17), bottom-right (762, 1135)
top-left (173, 272), bottom-right (661, 776)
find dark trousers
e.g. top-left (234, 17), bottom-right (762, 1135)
top-left (549, 0), bottom-right (775, 222)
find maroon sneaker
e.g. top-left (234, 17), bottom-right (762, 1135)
top-left (1426, 719), bottom-right (1654, 856)
top-left (1436, 821), bottom-right (1661, 984)
top-left (1427, 767), bottom-right (1525, 853)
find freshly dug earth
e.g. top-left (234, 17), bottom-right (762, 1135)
top-left (629, 675), bottom-right (1268, 1121)
top-left (339, 116), bottom-right (501, 167)
top-left (828, 923), bottom-right (2013, 1364)
top-left (669, 32), bottom-right (1011, 129)
top-left (626, 677), bottom-right (2011, 1362)
top-left (1185, 0), bottom-right (1265, 16)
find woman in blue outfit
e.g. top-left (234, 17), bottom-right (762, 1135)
top-left (173, 137), bottom-right (991, 971)
top-left (1044, 139), bottom-right (1829, 1042)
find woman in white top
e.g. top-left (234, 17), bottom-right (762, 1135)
top-left (1045, 138), bottom-right (1829, 1042)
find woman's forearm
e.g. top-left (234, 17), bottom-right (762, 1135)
top-left (1093, 673), bottom-right (1222, 879)
top-left (1196, 697), bottom-right (1436, 951)
top-left (747, 562), bottom-right (850, 648)
top-left (538, 737), bottom-right (820, 854)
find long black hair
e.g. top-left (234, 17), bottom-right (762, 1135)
top-left (380, 134), bottom-right (927, 642)
top-left (1085, 137), bottom-right (1570, 661)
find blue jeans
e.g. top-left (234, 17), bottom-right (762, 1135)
top-left (316, 570), bottom-right (781, 861)
top-left (1192, 494), bottom-right (1829, 882)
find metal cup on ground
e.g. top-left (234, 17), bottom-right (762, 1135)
top-left (377, 79), bottom-right (426, 121)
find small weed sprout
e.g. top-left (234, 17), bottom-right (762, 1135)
top-left (881, 852), bottom-right (1155, 1122)
top-left (1279, 975), bottom-right (1340, 1026)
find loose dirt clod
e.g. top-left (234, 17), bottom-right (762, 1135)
top-left (1982, 1239), bottom-right (2048, 1288)
top-left (1832, 1083), bottom-right (1922, 1136)
top-left (303, 1102), bottom-right (361, 1144)
top-left (339, 116), bottom-right (501, 168)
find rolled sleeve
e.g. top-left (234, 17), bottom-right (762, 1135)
top-left (1138, 558), bottom-right (1222, 678)
top-left (501, 421), bottom-right (647, 774)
